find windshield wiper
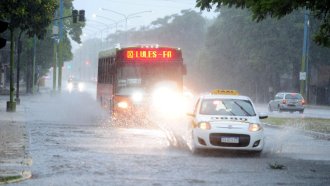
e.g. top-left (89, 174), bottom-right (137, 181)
top-left (233, 101), bottom-right (252, 116)
top-left (222, 102), bottom-right (235, 116)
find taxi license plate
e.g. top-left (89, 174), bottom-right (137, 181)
top-left (221, 137), bottom-right (239, 143)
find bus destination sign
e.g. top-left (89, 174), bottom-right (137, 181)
top-left (120, 48), bottom-right (181, 62)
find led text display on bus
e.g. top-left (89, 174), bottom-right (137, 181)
top-left (118, 47), bottom-right (182, 63)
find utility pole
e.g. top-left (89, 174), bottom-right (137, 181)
top-left (15, 31), bottom-right (23, 104)
top-left (7, 28), bottom-right (16, 112)
top-left (32, 35), bottom-right (37, 94)
top-left (52, 11), bottom-right (58, 93)
top-left (58, 0), bottom-right (64, 92)
top-left (300, 10), bottom-right (309, 100)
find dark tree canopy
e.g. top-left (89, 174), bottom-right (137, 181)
top-left (196, 0), bottom-right (330, 47)
top-left (0, 0), bottom-right (58, 39)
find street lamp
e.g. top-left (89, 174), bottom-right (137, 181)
top-left (100, 9), bottom-right (152, 31)
top-left (92, 14), bottom-right (121, 33)
top-left (93, 14), bottom-right (142, 33)
top-left (84, 25), bottom-right (107, 49)
top-left (100, 8), bottom-right (152, 45)
top-left (87, 19), bottom-right (109, 28)
top-left (86, 19), bottom-right (109, 40)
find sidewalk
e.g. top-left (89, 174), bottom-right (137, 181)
top-left (0, 95), bottom-right (32, 184)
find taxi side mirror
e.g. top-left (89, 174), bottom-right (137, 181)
top-left (258, 112), bottom-right (268, 119)
top-left (186, 112), bottom-right (195, 117)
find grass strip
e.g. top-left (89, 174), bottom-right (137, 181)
top-left (0, 175), bottom-right (22, 183)
top-left (263, 117), bottom-right (330, 133)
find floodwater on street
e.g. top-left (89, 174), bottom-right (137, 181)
top-left (8, 85), bottom-right (330, 186)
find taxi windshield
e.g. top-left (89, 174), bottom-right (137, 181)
top-left (200, 99), bottom-right (256, 116)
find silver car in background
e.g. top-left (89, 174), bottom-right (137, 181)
top-left (268, 92), bottom-right (305, 113)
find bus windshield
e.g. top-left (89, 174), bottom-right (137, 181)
top-left (115, 64), bottom-right (182, 95)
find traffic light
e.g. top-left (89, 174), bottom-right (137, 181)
top-left (0, 20), bottom-right (8, 49)
top-left (72, 9), bottom-right (78, 23)
top-left (79, 10), bottom-right (85, 22)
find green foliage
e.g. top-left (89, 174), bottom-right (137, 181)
top-left (0, 175), bottom-right (22, 183)
top-left (63, 0), bottom-right (85, 44)
top-left (196, 0), bottom-right (330, 47)
top-left (200, 7), bottom-right (308, 100)
top-left (0, 0), bottom-right (83, 88)
top-left (0, 0), bottom-right (58, 39)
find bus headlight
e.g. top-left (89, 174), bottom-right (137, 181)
top-left (67, 83), bottom-right (73, 91)
top-left (151, 86), bottom-right (187, 117)
top-left (131, 92), bottom-right (143, 102)
top-left (78, 82), bottom-right (84, 92)
top-left (117, 101), bottom-right (128, 109)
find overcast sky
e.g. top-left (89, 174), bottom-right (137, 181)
top-left (73, 0), bottom-right (217, 39)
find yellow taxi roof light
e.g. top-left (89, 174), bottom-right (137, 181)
top-left (211, 89), bottom-right (239, 95)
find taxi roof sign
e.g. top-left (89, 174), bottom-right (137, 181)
top-left (211, 89), bottom-right (239, 95)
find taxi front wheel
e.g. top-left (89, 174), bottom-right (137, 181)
top-left (190, 133), bottom-right (201, 155)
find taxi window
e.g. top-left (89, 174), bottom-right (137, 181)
top-left (199, 99), bottom-right (256, 116)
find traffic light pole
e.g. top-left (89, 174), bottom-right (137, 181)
top-left (52, 5), bottom-right (84, 92)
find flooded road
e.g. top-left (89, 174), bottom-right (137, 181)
top-left (8, 90), bottom-right (330, 186)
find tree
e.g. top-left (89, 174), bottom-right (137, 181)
top-left (199, 7), bottom-right (307, 101)
top-left (0, 0), bottom-right (57, 111)
top-left (196, 0), bottom-right (330, 47)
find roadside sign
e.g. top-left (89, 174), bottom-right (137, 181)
top-left (299, 72), bottom-right (306, 80)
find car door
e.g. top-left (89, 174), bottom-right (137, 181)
top-left (273, 93), bottom-right (284, 110)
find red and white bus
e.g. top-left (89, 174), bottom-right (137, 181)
top-left (97, 45), bottom-right (186, 126)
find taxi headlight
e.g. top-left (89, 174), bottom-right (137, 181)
top-left (249, 123), bottom-right (262, 132)
top-left (198, 122), bottom-right (211, 130)
top-left (117, 101), bottom-right (128, 109)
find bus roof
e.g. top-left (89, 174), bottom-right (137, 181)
top-left (98, 48), bottom-right (117, 58)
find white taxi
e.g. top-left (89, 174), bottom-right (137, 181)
top-left (187, 90), bottom-right (267, 154)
